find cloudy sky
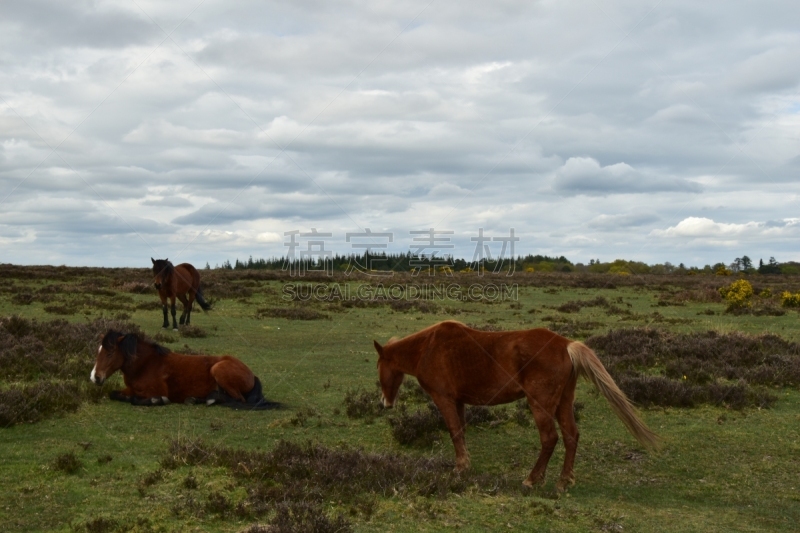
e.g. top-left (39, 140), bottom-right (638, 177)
top-left (1, 0), bottom-right (799, 268)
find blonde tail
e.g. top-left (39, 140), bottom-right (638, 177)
top-left (567, 341), bottom-right (660, 450)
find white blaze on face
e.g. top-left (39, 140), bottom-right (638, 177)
top-left (90, 345), bottom-right (102, 384)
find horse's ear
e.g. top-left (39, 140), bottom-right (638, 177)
top-left (373, 340), bottom-right (383, 356)
top-left (151, 257), bottom-right (155, 264)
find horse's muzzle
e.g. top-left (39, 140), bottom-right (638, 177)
top-left (90, 366), bottom-right (104, 385)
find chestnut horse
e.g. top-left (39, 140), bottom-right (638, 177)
top-left (373, 321), bottom-right (659, 491)
top-left (151, 258), bottom-right (211, 330)
top-left (91, 329), bottom-right (278, 409)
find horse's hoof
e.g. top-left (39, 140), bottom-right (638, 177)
top-left (556, 475), bottom-right (575, 493)
top-left (173, 328), bottom-right (178, 332)
top-left (206, 399), bottom-right (216, 406)
top-left (523, 475), bottom-right (546, 488)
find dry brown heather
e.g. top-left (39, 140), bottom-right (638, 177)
top-left (0, 315), bottom-right (142, 425)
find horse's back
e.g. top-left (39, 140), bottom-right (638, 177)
top-left (174, 263), bottom-right (201, 291)
top-left (417, 322), bottom-right (574, 404)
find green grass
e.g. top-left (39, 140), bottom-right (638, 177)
top-left (1, 268), bottom-right (799, 531)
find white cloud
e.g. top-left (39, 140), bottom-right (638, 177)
top-left (651, 217), bottom-right (800, 247)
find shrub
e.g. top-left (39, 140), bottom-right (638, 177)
top-left (387, 403), bottom-right (445, 446)
top-left (781, 291), bottom-right (800, 308)
top-left (586, 328), bottom-right (800, 409)
top-left (161, 437), bottom-right (505, 502)
top-left (53, 452), bottom-right (82, 474)
top-left (267, 502), bottom-right (352, 533)
top-left (179, 325), bottom-right (207, 338)
top-left (719, 279), bottom-right (754, 310)
top-left (0, 382), bottom-right (84, 426)
top-left (0, 315), bottom-right (141, 426)
top-left (343, 387), bottom-right (382, 421)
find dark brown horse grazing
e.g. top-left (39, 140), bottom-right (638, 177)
top-left (373, 321), bottom-right (659, 491)
top-left (91, 330), bottom-right (278, 409)
top-left (151, 258), bottom-right (211, 330)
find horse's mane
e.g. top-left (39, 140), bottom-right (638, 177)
top-left (101, 329), bottom-right (169, 365)
top-left (388, 321), bottom-right (466, 346)
top-left (152, 259), bottom-right (174, 279)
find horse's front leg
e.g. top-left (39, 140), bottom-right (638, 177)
top-left (109, 387), bottom-right (134, 402)
top-left (130, 395), bottom-right (171, 406)
top-left (430, 393), bottom-right (470, 472)
top-left (129, 382), bottom-right (170, 406)
top-left (158, 293), bottom-right (169, 329)
top-left (523, 393), bottom-right (560, 488)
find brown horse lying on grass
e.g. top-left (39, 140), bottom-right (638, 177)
top-left (91, 330), bottom-right (278, 409)
top-left (374, 321), bottom-right (659, 491)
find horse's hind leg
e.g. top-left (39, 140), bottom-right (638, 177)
top-left (210, 359), bottom-right (255, 403)
top-left (523, 392), bottom-right (560, 488)
top-left (555, 381), bottom-right (580, 492)
top-left (184, 292), bottom-right (195, 325)
top-left (177, 293), bottom-right (189, 325)
top-left (170, 296), bottom-right (178, 330)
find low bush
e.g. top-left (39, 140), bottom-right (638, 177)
top-left (179, 325), bottom-right (207, 338)
top-left (343, 387), bottom-right (382, 421)
top-left (587, 328), bottom-right (799, 408)
top-left (719, 279), bottom-right (754, 311)
top-left (162, 437), bottom-right (519, 507)
top-left (0, 315), bottom-right (140, 426)
top-left (266, 501), bottom-right (352, 533)
top-left (52, 451), bottom-right (82, 474)
top-left (781, 291), bottom-right (800, 308)
top-left (387, 403), bottom-right (445, 446)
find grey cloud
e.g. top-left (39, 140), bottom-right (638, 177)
top-left (172, 195), bottom-right (347, 225)
top-left (551, 158), bottom-right (702, 196)
top-left (0, 0), bottom-right (157, 50)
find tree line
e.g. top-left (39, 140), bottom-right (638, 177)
top-left (208, 253), bottom-right (799, 275)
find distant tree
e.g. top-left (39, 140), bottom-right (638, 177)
top-left (741, 256), bottom-right (753, 271)
top-left (758, 256), bottom-right (782, 274)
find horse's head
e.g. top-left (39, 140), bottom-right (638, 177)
top-left (91, 330), bottom-right (137, 385)
top-left (374, 340), bottom-right (404, 408)
top-left (151, 257), bottom-right (172, 290)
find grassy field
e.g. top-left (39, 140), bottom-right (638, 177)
top-left (1, 265), bottom-right (799, 532)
